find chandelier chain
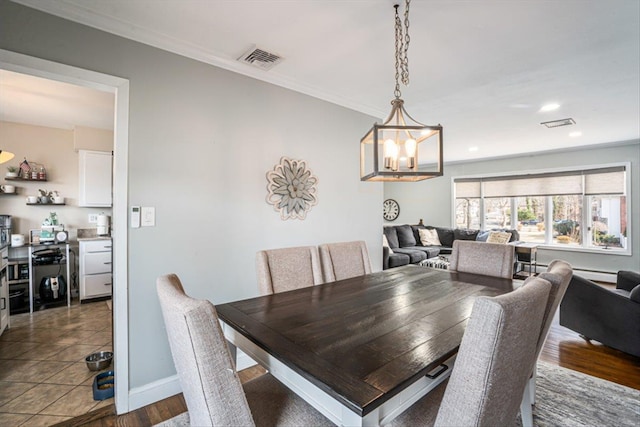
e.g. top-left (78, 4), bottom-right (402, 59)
top-left (393, 0), bottom-right (411, 99)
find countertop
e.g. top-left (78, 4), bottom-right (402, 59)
top-left (77, 236), bottom-right (112, 241)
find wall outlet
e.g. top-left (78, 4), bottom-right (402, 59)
top-left (88, 214), bottom-right (98, 223)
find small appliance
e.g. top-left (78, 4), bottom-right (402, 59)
top-left (39, 275), bottom-right (67, 302)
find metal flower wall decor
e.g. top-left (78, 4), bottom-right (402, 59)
top-left (266, 157), bottom-right (318, 220)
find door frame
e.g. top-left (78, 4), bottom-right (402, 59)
top-left (0, 49), bottom-right (131, 414)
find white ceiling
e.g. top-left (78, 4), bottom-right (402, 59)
top-left (6, 0), bottom-right (640, 162)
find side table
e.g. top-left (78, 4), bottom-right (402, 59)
top-left (514, 243), bottom-right (538, 278)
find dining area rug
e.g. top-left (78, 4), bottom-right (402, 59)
top-left (154, 361), bottom-right (639, 426)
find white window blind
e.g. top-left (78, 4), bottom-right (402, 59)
top-left (454, 166), bottom-right (626, 198)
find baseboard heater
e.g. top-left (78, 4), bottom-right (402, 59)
top-left (533, 264), bottom-right (617, 283)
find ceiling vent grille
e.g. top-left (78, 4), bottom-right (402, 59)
top-left (541, 118), bottom-right (576, 128)
top-left (237, 46), bottom-right (283, 71)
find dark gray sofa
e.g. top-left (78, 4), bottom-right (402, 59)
top-left (383, 224), bottom-right (520, 269)
top-left (559, 271), bottom-right (640, 357)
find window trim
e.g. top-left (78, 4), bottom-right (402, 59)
top-left (451, 162), bottom-right (632, 256)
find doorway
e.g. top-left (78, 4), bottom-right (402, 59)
top-left (0, 49), bottom-right (130, 415)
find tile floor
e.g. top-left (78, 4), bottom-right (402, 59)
top-left (0, 299), bottom-right (113, 426)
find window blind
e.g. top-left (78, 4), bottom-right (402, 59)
top-left (454, 166), bottom-right (626, 198)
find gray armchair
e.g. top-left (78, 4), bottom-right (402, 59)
top-left (559, 270), bottom-right (640, 357)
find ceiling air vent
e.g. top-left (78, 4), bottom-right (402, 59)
top-left (541, 118), bottom-right (576, 128)
top-left (237, 45), bottom-right (283, 71)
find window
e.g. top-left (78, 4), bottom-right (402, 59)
top-left (552, 195), bottom-right (582, 246)
top-left (455, 198), bottom-right (480, 229)
top-left (517, 197), bottom-right (546, 243)
top-left (590, 195), bottom-right (627, 249)
top-left (453, 164), bottom-right (629, 252)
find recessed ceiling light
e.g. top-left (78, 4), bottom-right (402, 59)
top-left (569, 131), bottom-right (582, 137)
top-left (540, 103), bottom-right (560, 112)
top-left (468, 146), bottom-right (479, 152)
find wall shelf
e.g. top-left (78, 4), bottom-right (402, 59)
top-left (5, 177), bottom-right (48, 182)
top-left (26, 202), bottom-right (66, 206)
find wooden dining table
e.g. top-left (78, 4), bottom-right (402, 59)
top-left (216, 265), bottom-right (515, 426)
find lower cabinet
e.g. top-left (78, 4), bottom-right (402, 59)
top-left (79, 239), bottom-right (112, 301)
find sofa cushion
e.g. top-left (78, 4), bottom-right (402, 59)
top-left (404, 246), bottom-right (441, 259)
top-left (383, 226), bottom-right (400, 249)
top-left (388, 253), bottom-right (411, 268)
top-left (454, 228), bottom-right (479, 241)
top-left (411, 224), bottom-right (426, 245)
top-left (419, 228), bottom-right (442, 246)
top-left (396, 225), bottom-right (417, 247)
top-left (392, 248), bottom-right (427, 263)
top-left (435, 227), bottom-right (455, 248)
top-left (630, 284), bottom-right (640, 303)
top-left (486, 231), bottom-right (512, 244)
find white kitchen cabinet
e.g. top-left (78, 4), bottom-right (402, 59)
top-left (79, 239), bottom-right (112, 301)
top-left (78, 150), bottom-right (112, 207)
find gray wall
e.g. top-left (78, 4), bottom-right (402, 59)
top-left (384, 142), bottom-right (640, 273)
top-left (0, 0), bottom-right (383, 389)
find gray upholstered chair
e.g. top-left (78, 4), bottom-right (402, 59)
top-left (390, 276), bottom-right (552, 427)
top-left (156, 274), bottom-right (332, 427)
top-left (318, 240), bottom-right (372, 282)
top-left (519, 260), bottom-right (573, 426)
top-left (449, 240), bottom-right (515, 279)
top-left (256, 246), bottom-right (323, 295)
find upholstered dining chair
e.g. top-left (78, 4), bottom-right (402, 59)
top-left (519, 259), bottom-right (573, 427)
top-left (256, 245), bottom-right (323, 295)
top-left (156, 274), bottom-right (332, 427)
top-left (318, 240), bottom-right (372, 282)
top-left (389, 276), bottom-right (552, 427)
top-left (449, 240), bottom-right (515, 279)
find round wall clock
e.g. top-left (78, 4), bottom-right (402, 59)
top-left (383, 199), bottom-right (400, 221)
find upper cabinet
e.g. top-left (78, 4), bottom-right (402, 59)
top-left (78, 150), bottom-right (112, 207)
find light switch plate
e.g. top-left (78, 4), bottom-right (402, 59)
top-left (141, 206), bottom-right (155, 227)
top-left (89, 214), bottom-right (98, 223)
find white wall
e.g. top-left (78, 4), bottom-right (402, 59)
top-left (384, 142), bottom-right (640, 273)
top-left (0, 0), bottom-right (383, 394)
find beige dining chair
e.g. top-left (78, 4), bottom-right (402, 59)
top-left (156, 273), bottom-right (332, 427)
top-left (318, 240), bottom-right (372, 282)
top-left (449, 240), bottom-right (515, 279)
top-left (519, 259), bottom-right (573, 427)
top-left (389, 276), bottom-right (552, 427)
top-left (256, 245), bottom-right (323, 295)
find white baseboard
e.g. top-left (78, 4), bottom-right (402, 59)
top-left (128, 374), bottom-right (181, 412)
top-left (127, 349), bottom-right (258, 411)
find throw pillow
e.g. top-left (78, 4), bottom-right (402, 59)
top-left (419, 228), bottom-right (442, 246)
top-left (486, 231), bottom-right (512, 244)
top-left (630, 284), bottom-right (640, 303)
top-left (476, 230), bottom-right (491, 242)
top-left (383, 234), bottom-right (394, 254)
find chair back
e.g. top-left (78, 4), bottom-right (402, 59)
top-left (435, 277), bottom-right (551, 427)
top-left (256, 246), bottom-right (323, 295)
top-left (156, 274), bottom-right (255, 427)
top-left (449, 240), bottom-right (515, 279)
top-left (524, 259), bottom-right (573, 358)
top-left (319, 240), bottom-right (372, 282)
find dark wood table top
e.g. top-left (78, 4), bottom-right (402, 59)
top-left (216, 265), bottom-right (514, 416)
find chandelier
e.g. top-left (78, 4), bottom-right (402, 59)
top-left (360, 0), bottom-right (443, 182)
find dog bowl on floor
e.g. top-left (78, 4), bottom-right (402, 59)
top-left (93, 370), bottom-right (115, 401)
top-left (85, 351), bottom-right (113, 371)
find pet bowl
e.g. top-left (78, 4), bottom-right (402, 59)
top-left (85, 351), bottom-right (113, 371)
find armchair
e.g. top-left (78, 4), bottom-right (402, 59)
top-left (559, 271), bottom-right (640, 357)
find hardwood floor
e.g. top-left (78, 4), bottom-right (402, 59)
top-left (57, 318), bottom-right (640, 427)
